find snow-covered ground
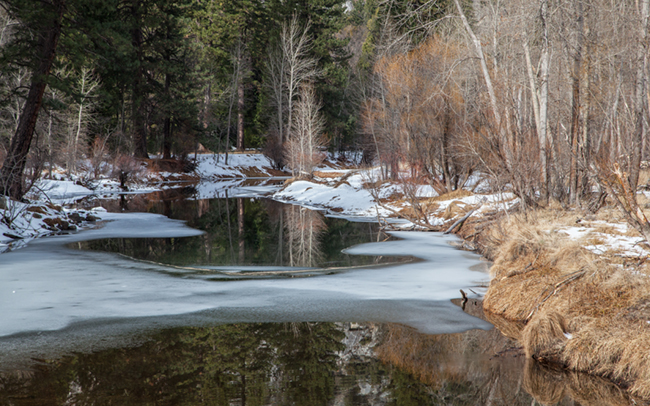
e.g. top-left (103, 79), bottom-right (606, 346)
top-left (274, 177), bottom-right (388, 217)
top-left (558, 222), bottom-right (648, 257)
top-left (0, 198), bottom-right (106, 253)
top-left (194, 153), bottom-right (284, 179)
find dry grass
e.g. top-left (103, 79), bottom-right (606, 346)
top-left (430, 188), bottom-right (474, 202)
top-left (442, 200), bottom-right (471, 220)
top-left (482, 205), bottom-right (650, 399)
top-left (522, 311), bottom-right (570, 362)
top-left (312, 170), bottom-right (346, 179)
top-left (592, 224), bottom-right (626, 236)
top-left (398, 199), bottom-right (441, 220)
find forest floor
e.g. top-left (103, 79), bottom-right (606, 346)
top-left (3, 152), bottom-right (650, 400)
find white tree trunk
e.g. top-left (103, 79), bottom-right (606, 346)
top-left (454, 0), bottom-right (501, 127)
top-left (539, 0), bottom-right (550, 199)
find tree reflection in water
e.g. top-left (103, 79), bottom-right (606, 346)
top-left (0, 323), bottom-right (345, 405)
top-left (74, 194), bottom-right (393, 269)
top-left (0, 318), bottom-right (640, 405)
top-left (285, 204), bottom-right (326, 268)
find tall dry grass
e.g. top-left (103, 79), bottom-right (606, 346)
top-left (482, 205), bottom-right (650, 399)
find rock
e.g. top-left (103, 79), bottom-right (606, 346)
top-left (43, 217), bottom-right (77, 231)
top-left (67, 212), bottom-right (84, 224)
top-left (26, 206), bottom-right (47, 214)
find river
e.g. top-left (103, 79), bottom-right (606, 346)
top-left (0, 182), bottom-right (635, 405)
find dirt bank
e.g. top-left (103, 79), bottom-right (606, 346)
top-left (452, 205), bottom-right (650, 400)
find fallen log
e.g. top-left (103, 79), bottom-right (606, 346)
top-left (444, 204), bottom-right (482, 234)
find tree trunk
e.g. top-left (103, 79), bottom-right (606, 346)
top-left (202, 83), bottom-right (211, 129)
top-left (131, 0), bottom-right (148, 159)
top-left (162, 116), bottom-right (172, 160)
top-left (454, 0), bottom-right (501, 126)
top-left (162, 73), bottom-right (172, 159)
top-left (580, 54), bottom-right (591, 197)
top-left (569, 0), bottom-right (584, 205)
top-left (631, 0), bottom-right (650, 189)
top-left (237, 77), bottom-right (245, 150)
top-left (236, 36), bottom-right (246, 152)
top-left (539, 0), bottom-right (550, 202)
top-left (0, 0), bottom-right (65, 199)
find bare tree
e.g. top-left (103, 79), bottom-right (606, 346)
top-left (523, 0), bottom-right (551, 202)
top-left (631, 0), bottom-right (650, 189)
top-left (265, 41), bottom-right (286, 144)
top-left (66, 67), bottom-right (99, 174)
top-left (285, 83), bottom-right (327, 178)
top-left (453, 0), bottom-right (501, 127)
top-left (280, 14), bottom-right (319, 146)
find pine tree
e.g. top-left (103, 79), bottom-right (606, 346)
top-left (0, 0), bottom-right (65, 199)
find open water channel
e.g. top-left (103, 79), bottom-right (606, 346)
top-left (0, 181), bottom-right (636, 405)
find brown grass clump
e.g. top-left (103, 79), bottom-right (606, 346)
top-left (430, 188), bottom-right (473, 202)
top-left (592, 224), bottom-right (625, 236)
top-left (312, 170), bottom-right (346, 179)
top-left (486, 213), bottom-right (592, 281)
top-left (442, 200), bottom-right (471, 220)
top-left (522, 311), bottom-right (570, 363)
top-left (26, 206), bottom-right (47, 214)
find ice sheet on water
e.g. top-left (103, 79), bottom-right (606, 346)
top-left (0, 213), bottom-right (491, 364)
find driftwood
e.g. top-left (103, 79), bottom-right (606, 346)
top-left (376, 202), bottom-right (440, 231)
top-left (444, 204), bottom-right (482, 234)
top-left (460, 289), bottom-right (468, 309)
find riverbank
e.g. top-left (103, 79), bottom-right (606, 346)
top-left (459, 206), bottom-right (650, 399)
top-left (270, 164), bottom-right (650, 401)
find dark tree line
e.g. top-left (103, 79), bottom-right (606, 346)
top-left (0, 0), bottom-right (355, 199)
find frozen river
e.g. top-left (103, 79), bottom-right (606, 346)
top-left (0, 187), bottom-right (622, 406)
top-left (0, 203), bottom-right (490, 364)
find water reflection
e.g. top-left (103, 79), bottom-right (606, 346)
top-left (0, 323), bottom-right (345, 405)
top-left (524, 360), bottom-right (635, 406)
top-left (74, 192), bottom-right (397, 269)
top-left (0, 316), bottom-right (637, 405)
top-left (285, 205), bottom-right (326, 267)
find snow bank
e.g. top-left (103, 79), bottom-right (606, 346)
top-left (559, 222), bottom-right (648, 257)
top-left (0, 198), bottom-right (100, 253)
top-left (194, 153), bottom-right (283, 179)
top-left (36, 180), bottom-right (94, 199)
top-left (273, 172), bottom-right (391, 218)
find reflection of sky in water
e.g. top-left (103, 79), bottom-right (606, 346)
top-left (0, 210), bottom-right (491, 365)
